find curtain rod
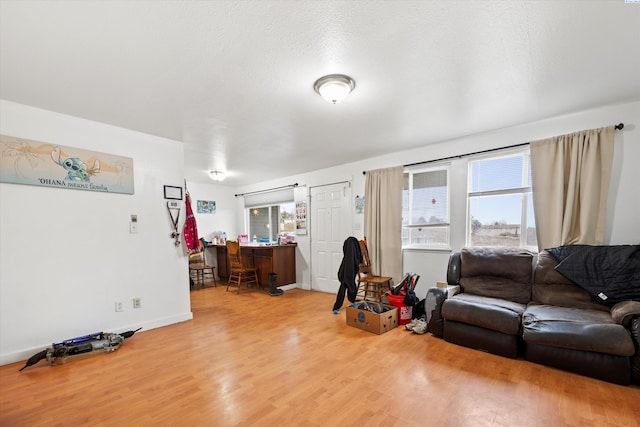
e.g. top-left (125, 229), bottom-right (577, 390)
top-left (235, 183), bottom-right (298, 197)
top-left (362, 123), bottom-right (624, 174)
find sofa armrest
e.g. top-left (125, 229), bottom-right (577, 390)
top-left (447, 252), bottom-right (461, 285)
top-left (611, 300), bottom-right (640, 327)
top-left (630, 317), bottom-right (640, 384)
top-left (610, 301), bottom-right (640, 384)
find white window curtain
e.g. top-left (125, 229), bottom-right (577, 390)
top-left (530, 126), bottom-right (614, 251)
top-left (364, 166), bottom-right (403, 282)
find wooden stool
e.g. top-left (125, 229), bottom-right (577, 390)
top-left (359, 276), bottom-right (392, 302)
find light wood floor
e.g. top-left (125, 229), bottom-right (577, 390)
top-left (1, 286), bottom-right (639, 426)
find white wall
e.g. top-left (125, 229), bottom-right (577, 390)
top-left (234, 100), bottom-right (640, 299)
top-left (184, 180), bottom-right (239, 277)
top-left (0, 101), bottom-right (192, 365)
top-left (186, 180), bottom-right (239, 242)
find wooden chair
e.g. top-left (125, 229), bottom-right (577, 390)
top-left (357, 240), bottom-right (392, 302)
top-left (189, 244), bottom-right (216, 290)
top-left (226, 240), bottom-right (259, 294)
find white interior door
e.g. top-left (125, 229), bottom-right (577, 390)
top-left (311, 183), bottom-right (351, 294)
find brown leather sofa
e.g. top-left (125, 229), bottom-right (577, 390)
top-left (437, 246), bottom-right (640, 385)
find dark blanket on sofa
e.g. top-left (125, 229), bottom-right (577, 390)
top-left (546, 245), bottom-right (640, 305)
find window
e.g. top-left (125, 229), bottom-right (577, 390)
top-left (244, 187), bottom-right (295, 243)
top-left (467, 150), bottom-right (536, 250)
top-left (402, 165), bottom-right (450, 247)
top-left (247, 203), bottom-right (295, 242)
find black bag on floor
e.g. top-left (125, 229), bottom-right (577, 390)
top-left (413, 298), bottom-right (425, 319)
top-left (425, 287), bottom-right (448, 337)
top-left (403, 287), bottom-right (418, 306)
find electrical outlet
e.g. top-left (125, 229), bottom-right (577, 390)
top-left (133, 297), bottom-right (142, 309)
top-left (115, 301), bottom-right (124, 312)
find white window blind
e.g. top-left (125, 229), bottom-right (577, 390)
top-left (467, 150), bottom-right (536, 250)
top-left (243, 188), bottom-right (294, 208)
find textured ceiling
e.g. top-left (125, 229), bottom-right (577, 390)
top-left (1, 1), bottom-right (639, 186)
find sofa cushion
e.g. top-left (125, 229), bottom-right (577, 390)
top-left (533, 251), bottom-right (609, 312)
top-left (442, 293), bottom-right (526, 335)
top-left (547, 244), bottom-right (640, 305)
top-left (460, 247), bottom-right (533, 304)
top-left (522, 303), bottom-right (635, 357)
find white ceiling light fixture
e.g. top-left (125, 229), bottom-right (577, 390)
top-left (208, 170), bottom-right (226, 182)
top-left (313, 74), bottom-right (356, 104)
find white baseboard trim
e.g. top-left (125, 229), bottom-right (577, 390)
top-left (0, 311), bottom-right (193, 367)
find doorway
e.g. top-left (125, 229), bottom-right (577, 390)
top-left (310, 182), bottom-right (351, 294)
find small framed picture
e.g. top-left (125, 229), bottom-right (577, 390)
top-left (163, 185), bottom-right (183, 200)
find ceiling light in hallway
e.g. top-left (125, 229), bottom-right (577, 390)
top-left (313, 74), bottom-right (356, 104)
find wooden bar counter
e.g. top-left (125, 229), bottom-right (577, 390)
top-left (211, 243), bottom-right (297, 287)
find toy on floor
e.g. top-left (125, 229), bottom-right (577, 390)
top-left (19, 328), bottom-right (141, 371)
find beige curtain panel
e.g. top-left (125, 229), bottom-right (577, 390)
top-left (530, 126), bottom-right (614, 251)
top-left (364, 165), bottom-right (403, 282)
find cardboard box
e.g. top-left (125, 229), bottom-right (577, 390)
top-left (346, 304), bottom-right (398, 335)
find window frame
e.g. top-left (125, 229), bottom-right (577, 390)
top-left (245, 202), bottom-right (295, 242)
top-left (466, 147), bottom-right (536, 251)
top-left (402, 163), bottom-right (451, 249)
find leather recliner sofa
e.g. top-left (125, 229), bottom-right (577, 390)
top-left (435, 246), bottom-right (640, 385)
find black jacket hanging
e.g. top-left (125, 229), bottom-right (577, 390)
top-left (337, 236), bottom-right (363, 303)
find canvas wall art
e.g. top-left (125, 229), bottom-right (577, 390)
top-left (197, 200), bottom-right (216, 214)
top-left (0, 134), bottom-right (134, 194)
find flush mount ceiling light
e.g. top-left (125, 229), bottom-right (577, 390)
top-left (313, 74), bottom-right (356, 104)
top-left (208, 170), bottom-right (226, 182)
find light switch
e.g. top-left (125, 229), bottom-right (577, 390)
top-left (130, 214), bottom-right (138, 233)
